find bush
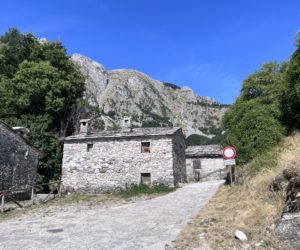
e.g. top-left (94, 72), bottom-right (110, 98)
top-left (186, 132), bottom-right (225, 146)
top-left (224, 100), bottom-right (284, 164)
top-left (281, 40), bottom-right (300, 130)
top-left (142, 120), bottom-right (161, 127)
top-left (223, 62), bottom-right (286, 164)
top-left (114, 183), bottom-right (176, 198)
top-left (186, 134), bottom-right (211, 146)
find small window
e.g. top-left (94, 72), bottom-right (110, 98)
top-left (141, 173), bottom-right (151, 184)
top-left (193, 159), bottom-right (201, 169)
top-left (87, 143), bottom-right (93, 152)
top-left (141, 142), bottom-right (150, 153)
top-left (82, 122), bottom-right (86, 126)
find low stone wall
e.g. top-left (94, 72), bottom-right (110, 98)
top-left (186, 157), bottom-right (225, 182)
top-left (62, 136), bottom-right (179, 193)
top-left (275, 212), bottom-right (300, 247)
top-left (186, 158), bottom-right (195, 182)
top-left (172, 131), bottom-right (187, 183)
top-left (273, 170), bottom-right (300, 247)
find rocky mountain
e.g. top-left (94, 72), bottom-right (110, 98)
top-left (71, 53), bottom-right (229, 140)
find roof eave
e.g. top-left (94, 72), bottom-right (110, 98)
top-left (60, 127), bottom-right (182, 142)
top-left (0, 121), bottom-right (43, 155)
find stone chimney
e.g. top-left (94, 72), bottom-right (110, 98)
top-left (122, 117), bottom-right (132, 133)
top-left (12, 127), bottom-right (30, 139)
top-left (79, 119), bottom-right (91, 135)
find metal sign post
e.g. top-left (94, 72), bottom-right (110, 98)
top-left (222, 146), bottom-right (237, 186)
top-left (230, 166), bottom-right (233, 186)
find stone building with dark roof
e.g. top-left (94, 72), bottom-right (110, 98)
top-left (61, 118), bottom-right (186, 193)
top-left (185, 145), bottom-right (225, 182)
top-left (0, 121), bottom-right (41, 193)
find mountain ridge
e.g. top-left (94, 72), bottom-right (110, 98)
top-left (71, 53), bottom-right (229, 140)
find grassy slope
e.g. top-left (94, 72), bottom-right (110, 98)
top-left (173, 132), bottom-right (300, 250)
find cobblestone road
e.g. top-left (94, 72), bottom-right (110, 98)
top-left (0, 180), bottom-right (224, 250)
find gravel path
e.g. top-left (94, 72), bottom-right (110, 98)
top-left (0, 180), bottom-right (224, 250)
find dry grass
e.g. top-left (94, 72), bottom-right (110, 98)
top-left (173, 132), bottom-right (300, 250)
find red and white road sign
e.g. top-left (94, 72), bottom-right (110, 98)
top-left (222, 146), bottom-right (237, 159)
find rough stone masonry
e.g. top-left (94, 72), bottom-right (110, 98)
top-left (61, 119), bottom-right (186, 193)
top-left (0, 121), bottom-right (40, 193)
top-left (185, 145), bottom-right (226, 182)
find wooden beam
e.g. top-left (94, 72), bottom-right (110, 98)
top-left (6, 195), bottom-right (23, 208)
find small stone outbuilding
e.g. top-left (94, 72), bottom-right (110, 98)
top-left (0, 121), bottom-right (40, 193)
top-left (61, 119), bottom-right (186, 193)
top-left (186, 145), bottom-right (225, 182)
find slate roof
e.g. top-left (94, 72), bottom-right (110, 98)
top-left (61, 127), bottom-right (182, 142)
top-left (0, 121), bottom-right (42, 154)
top-left (185, 145), bottom-right (222, 158)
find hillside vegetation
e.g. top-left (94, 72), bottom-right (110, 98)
top-left (174, 131), bottom-right (300, 250)
top-left (223, 35), bottom-right (300, 165)
top-left (171, 33), bottom-right (300, 250)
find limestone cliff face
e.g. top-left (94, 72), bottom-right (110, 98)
top-left (71, 53), bottom-right (229, 137)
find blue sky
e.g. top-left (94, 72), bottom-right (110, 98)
top-left (1, 0), bottom-right (299, 104)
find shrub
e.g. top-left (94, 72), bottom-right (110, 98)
top-left (114, 183), bottom-right (176, 198)
top-left (162, 82), bottom-right (181, 90)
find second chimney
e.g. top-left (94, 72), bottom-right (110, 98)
top-left (122, 117), bottom-right (132, 132)
top-left (79, 119), bottom-right (91, 135)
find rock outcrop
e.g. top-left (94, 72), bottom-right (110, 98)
top-left (273, 168), bottom-right (300, 248)
top-left (71, 54), bottom-right (229, 138)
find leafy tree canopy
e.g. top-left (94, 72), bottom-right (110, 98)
top-left (223, 62), bottom-right (287, 164)
top-left (0, 28), bottom-right (85, 186)
top-left (281, 37), bottom-right (300, 129)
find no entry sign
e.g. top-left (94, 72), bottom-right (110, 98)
top-left (222, 146), bottom-right (237, 159)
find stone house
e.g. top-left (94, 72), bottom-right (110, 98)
top-left (185, 145), bottom-right (225, 182)
top-left (61, 118), bottom-right (186, 193)
top-left (0, 121), bottom-right (40, 193)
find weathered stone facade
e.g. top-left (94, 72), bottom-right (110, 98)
top-left (186, 145), bottom-right (226, 182)
top-left (0, 121), bottom-right (40, 192)
top-left (61, 126), bottom-right (186, 193)
top-left (172, 131), bottom-right (186, 184)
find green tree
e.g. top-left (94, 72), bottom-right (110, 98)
top-left (0, 28), bottom-right (85, 186)
top-left (281, 35), bottom-right (300, 129)
top-left (223, 62), bottom-right (286, 163)
top-left (223, 100), bottom-right (284, 163)
top-left (0, 28), bottom-right (36, 77)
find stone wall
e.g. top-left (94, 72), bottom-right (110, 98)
top-left (275, 212), bottom-right (300, 247)
top-left (274, 171), bottom-right (300, 247)
top-left (172, 131), bottom-right (186, 183)
top-left (62, 136), bottom-right (181, 193)
top-left (186, 157), bottom-right (225, 182)
top-left (186, 159), bottom-right (195, 182)
top-left (0, 123), bottom-right (38, 192)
